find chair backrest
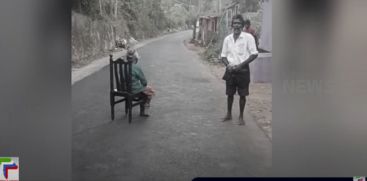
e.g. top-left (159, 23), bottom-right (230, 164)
top-left (109, 55), bottom-right (133, 93)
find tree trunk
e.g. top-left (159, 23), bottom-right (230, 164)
top-left (99, 0), bottom-right (103, 16)
top-left (218, 0), bottom-right (222, 14)
top-left (192, 19), bottom-right (197, 41)
top-left (77, 0), bottom-right (82, 13)
top-left (114, 0), bottom-right (118, 19)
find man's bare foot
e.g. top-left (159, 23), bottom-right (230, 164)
top-left (140, 113), bottom-right (150, 117)
top-left (238, 117), bottom-right (245, 125)
top-left (222, 115), bottom-right (232, 122)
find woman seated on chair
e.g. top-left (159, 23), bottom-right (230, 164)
top-left (127, 48), bottom-right (155, 117)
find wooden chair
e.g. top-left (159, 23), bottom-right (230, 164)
top-left (109, 54), bottom-right (146, 123)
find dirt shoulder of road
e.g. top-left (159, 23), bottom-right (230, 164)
top-left (184, 40), bottom-right (272, 140)
top-left (72, 30), bottom-right (184, 69)
top-left (72, 31), bottom-right (184, 85)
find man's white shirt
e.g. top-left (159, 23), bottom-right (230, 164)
top-left (221, 32), bottom-right (258, 66)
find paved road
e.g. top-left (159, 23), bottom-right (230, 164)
top-left (72, 31), bottom-right (271, 180)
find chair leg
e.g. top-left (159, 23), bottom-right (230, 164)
top-left (140, 102), bottom-right (145, 115)
top-left (110, 94), bottom-right (115, 120)
top-left (139, 94), bottom-right (147, 116)
top-left (111, 105), bottom-right (115, 120)
top-left (128, 100), bottom-right (132, 124)
top-left (125, 99), bottom-right (129, 115)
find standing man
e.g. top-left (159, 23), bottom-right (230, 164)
top-left (221, 14), bottom-right (258, 125)
top-left (243, 19), bottom-right (259, 50)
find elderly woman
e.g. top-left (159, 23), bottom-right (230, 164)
top-left (127, 48), bottom-right (155, 117)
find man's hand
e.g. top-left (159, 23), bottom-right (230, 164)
top-left (221, 57), bottom-right (230, 66)
top-left (227, 65), bottom-right (241, 73)
top-left (232, 65), bottom-right (240, 72)
top-left (226, 65), bottom-right (235, 73)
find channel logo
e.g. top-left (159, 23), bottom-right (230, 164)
top-left (354, 177), bottom-right (366, 181)
top-left (0, 157), bottom-right (19, 181)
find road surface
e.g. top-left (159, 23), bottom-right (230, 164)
top-left (72, 30), bottom-right (271, 180)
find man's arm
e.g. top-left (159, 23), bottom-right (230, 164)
top-left (235, 35), bottom-right (258, 70)
top-left (221, 57), bottom-right (236, 73)
top-left (235, 54), bottom-right (258, 70)
top-left (220, 37), bottom-right (230, 67)
top-left (220, 37), bottom-right (235, 72)
top-left (221, 57), bottom-right (230, 66)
